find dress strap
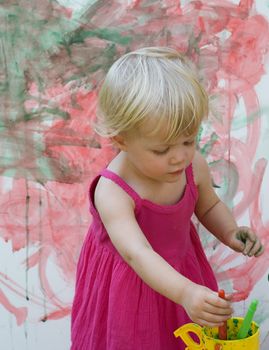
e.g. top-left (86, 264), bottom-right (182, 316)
top-left (100, 169), bottom-right (141, 208)
top-left (185, 163), bottom-right (198, 199)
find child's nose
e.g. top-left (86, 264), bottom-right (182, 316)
top-left (170, 149), bottom-right (186, 164)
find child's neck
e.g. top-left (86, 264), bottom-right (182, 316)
top-left (108, 152), bottom-right (186, 206)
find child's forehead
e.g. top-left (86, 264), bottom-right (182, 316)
top-left (137, 119), bottom-right (170, 140)
top-left (136, 122), bottom-right (196, 145)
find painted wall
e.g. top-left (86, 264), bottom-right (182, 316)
top-left (0, 1), bottom-right (268, 349)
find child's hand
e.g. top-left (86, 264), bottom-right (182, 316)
top-left (181, 283), bottom-right (233, 327)
top-left (229, 226), bottom-right (264, 257)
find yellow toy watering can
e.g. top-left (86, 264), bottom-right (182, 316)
top-left (174, 317), bottom-right (260, 350)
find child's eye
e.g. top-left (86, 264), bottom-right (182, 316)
top-left (152, 148), bottom-right (169, 155)
top-left (184, 140), bottom-right (195, 146)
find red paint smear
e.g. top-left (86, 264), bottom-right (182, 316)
top-left (63, 7), bottom-right (73, 19)
top-left (0, 288), bottom-right (27, 326)
top-left (223, 15), bottom-right (269, 86)
top-left (40, 306), bottom-right (71, 321)
top-left (0, 85), bottom-right (115, 323)
top-left (0, 271), bottom-right (63, 310)
top-left (43, 86), bottom-right (116, 183)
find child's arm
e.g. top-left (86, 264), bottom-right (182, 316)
top-left (194, 152), bottom-right (264, 257)
top-left (95, 177), bottom-right (233, 326)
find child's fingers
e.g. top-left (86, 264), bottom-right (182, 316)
top-left (196, 312), bottom-right (231, 327)
top-left (234, 230), bottom-right (250, 252)
top-left (197, 320), bottom-right (226, 327)
top-left (236, 228), bottom-right (255, 243)
top-left (195, 296), bottom-right (233, 327)
top-left (222, 293), bottom-right (233, 301)
top-left (201, 292), bottom-right (233, 316)
top-left (203, 302), bottom-right (233, 316)
top-left (244, 237), bottom-right (263, 257)
top-left (236, 227), bottom-right (264, 257)
top-left (243, 237), bottom-right (256, 255)
top-left (198, 294), bottom-right (233, 327)
top-left (253, 243), bottom-right (264, 257)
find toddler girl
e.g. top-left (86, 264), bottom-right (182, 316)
top-left (71, 47), bottom-right (263, 350)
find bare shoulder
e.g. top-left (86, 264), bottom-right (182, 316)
top-left (192, 150), bottom-right (211, 187)
top-left (94, 176), bottom-right (135, 221)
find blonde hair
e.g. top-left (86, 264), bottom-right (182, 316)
top-left (96, 47), bottom-right (208, 142)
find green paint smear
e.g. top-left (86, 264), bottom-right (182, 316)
top-left (24, 108), bottom-right (69, 122)
top-left (66, 43), bottom-right (117, 81)
top-left (0, 1), bottom-right (265, 185)
top-left (0, 3), bottom-right (84, 182)
top-left (231, 107), bottom-right (269, 130)
top-left (200, 132), bottom-right (219, 158)
top-left (233, 319), bottom-right (239, 326)
top-left (36, 157), bottom-right (54, 180)
top-left (0, 4), bottom-right (77, 122)
top-left (62, 28), bottom-right (132, 46)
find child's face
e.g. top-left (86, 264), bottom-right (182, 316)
top-left (119, 122), bottom-right (197, 183)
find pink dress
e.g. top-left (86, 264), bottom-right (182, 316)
top-left (71, 164), bottom-right (218, 350)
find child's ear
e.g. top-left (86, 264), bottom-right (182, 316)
top-left (111, 134), bottom-right (128, 151)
